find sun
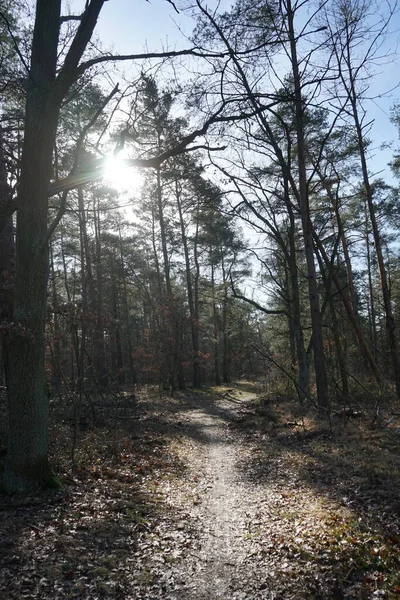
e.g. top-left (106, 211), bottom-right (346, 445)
top-left (103, 153), bottom-right (143, 193)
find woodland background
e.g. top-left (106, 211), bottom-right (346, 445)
top-left (1, 0), bottom-right (400, 491)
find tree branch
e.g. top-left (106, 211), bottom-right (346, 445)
top-left (48, 104), bottom-right (269, 196)
top-left (230, 276), bottom-right (288, 317)
top-left (60, 15), bottom-right (82, 23)
top-left (55, 0), bottom-right (106, 98)
top-left (0, 11), bottom-right (31, 75)
top-left (44, 83), bottom-right (120, 245)
top-left (74, 47), bottom-right (228, 80)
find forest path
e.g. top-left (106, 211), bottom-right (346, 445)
top-left (154, 382), bottom-right (400, 599)
top-left (2, 383), bottom-right (399, 599)
top-left (180, 392), bottom-right (255, 598)
top-left (161, 384), bottom-right (278, 599)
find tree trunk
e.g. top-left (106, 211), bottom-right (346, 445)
top-left (3, 0), bottom-right (106, 491)
top-left (0, 127), bottom-right (15, 393)
top-left (93, 198), bottom-right (108, 389)
top-left (313, 228), bottom-right (381, 383)
top-left (111, 260), bottom-right (124, 384)
top-left (119, 229), bottom-right (136, 385)
top-left (3, 0), bottom-right (62, 491)
top-left (334, 5), bottom-right (400, 396)
top-left (49, 240), bottom-right (62, 392)
top-left (285, 184), bottom-right (310, 402)
top-left (287, 0), bottom-right (329, 409)
top-left (221, 258), bottom-right (230, 384)
top-left (211, 256), bottom-right (221, 386)
top-left (175, 180), bottom-right (201, 387)
top-left (155, 166), bottom-right (184, 390)
top-left (365, 210), bottom-right (378, 359)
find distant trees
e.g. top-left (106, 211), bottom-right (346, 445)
top-left (1, 0), bottom-right (400, 493)
top-left (189, 0), bottom-right (400, 405)
top-left (0, 1), bottom-right (262, 491)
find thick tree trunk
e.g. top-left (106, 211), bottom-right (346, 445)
top-left (3, 0), bottom-right (105, 491)
top-left (3, 0), bottom-right (62, 491)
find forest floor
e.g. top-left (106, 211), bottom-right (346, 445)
top-left (1, 383), bottom-right (400, 599)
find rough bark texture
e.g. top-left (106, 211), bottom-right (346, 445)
top-left (3, 0), bottom-right (61, 491)
top-left (3, 0), bottom-right (106, 492)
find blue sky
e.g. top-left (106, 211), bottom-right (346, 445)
top-left (94, 0), bottom-right (195, 54)
top-left (89, 0), bottom-right (400, 178)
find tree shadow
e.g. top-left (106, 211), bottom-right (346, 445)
top-left (0, 387), bottom-right (197, 599)
top-left (232, 406), bottom-right (400, 598)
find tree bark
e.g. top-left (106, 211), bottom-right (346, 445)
top-left (175, 180), bottom-right (201, 387)
top-left (119, 229), bottom-right (136, 385)
top-left (0, 127), bottom-right (15, 394)
top-left (93, 197), bottom-right (108, 389)
top-left (285, 183), bottom-right (310, 402)
top-left (287, 0), bottom-right (329, 409)
top-left (3, 0), bottom-right (62, 491)
top-left (211, 256), bottom-right (221, 386)
top-left (3, 0), bottom-right (106, 491)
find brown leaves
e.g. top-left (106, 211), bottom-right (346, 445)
top-left (1, 385), bottom-right (400, 598)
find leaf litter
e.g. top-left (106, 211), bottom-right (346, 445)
top-left (0, 383), bottom-right (400, 598)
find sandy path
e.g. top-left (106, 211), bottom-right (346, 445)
top-left (167, 394), bottom-right (275, 600)
top-left (188, 409), bottom-right (247, 598)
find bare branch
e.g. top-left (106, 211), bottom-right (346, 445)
top-left (48, 103), bottom-right (269, 196)
top-left (230, 276), bottom-right (288, 317)
top-left (0, 11), bottom-right (31, 75)
top-left (74, 47), bottom-right (228, 80)
top-left (60, 15), bottom-right (82, 23)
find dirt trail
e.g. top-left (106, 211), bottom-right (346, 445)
top-left (1, 384), bottom-right (399, 598)
top-left (185, 407), bottom-right (249, 598)
top-left (165, 390), bottom-right (276, 600)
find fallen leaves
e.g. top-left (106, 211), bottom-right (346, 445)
top-left (1, 385), bottom-right (400, 598)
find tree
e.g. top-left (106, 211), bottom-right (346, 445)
top-left (322, 0), bottom-right (400, 397)
top-left (2, 0), bottom-right (228, 492)
top-left (191, 0), bottom-right (333, 406)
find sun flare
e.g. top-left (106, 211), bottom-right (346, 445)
top-left (103, 154), bottom-right (143, 193)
